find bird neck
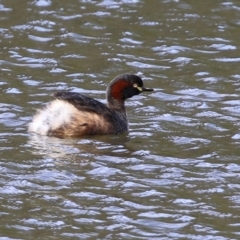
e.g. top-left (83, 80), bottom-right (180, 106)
top-left (107, 96), bottom-right (126, 112)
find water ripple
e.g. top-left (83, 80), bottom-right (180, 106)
top-left (1, 0), bottom-right (240, 239)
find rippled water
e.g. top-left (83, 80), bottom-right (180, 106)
top-left (1, 0), bottom-right (240, 239)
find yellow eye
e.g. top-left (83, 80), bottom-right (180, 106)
top-left (133, 84), bottom-right (142, 92)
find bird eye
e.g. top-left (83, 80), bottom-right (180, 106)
top-left (133, 83), bottom-right (143, 92)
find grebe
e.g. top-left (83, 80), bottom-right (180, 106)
top-left (28, 73), bottom-right (153, 138)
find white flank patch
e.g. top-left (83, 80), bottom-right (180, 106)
top-left (28, 99), bottom-right (78, 135)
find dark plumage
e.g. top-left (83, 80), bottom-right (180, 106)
top-left (28, 73), bottom-right (153, 138)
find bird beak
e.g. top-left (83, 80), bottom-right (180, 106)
top-left (142, 87), bottom-right (154, 92)
top-left (134, 84), bottom-right (154, 92)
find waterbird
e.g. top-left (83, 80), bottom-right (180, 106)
top-left (28, 73), bottom-right (153, 138)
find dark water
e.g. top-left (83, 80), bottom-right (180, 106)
top-left (1, 0), bottom-right (240, 239)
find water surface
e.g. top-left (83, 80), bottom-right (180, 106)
top-left (1, 0), bottom-right (240, 239)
